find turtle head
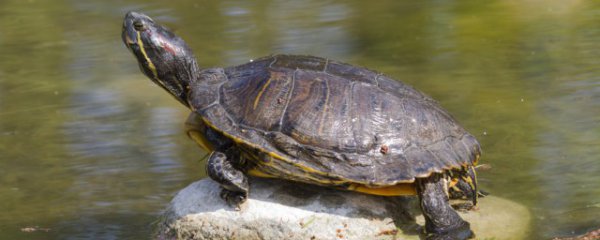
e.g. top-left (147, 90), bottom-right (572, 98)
top-left (122, 11), bottom-right (198, 107)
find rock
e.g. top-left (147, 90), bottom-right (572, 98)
top-left (157, 178), bottom-right (530, 240)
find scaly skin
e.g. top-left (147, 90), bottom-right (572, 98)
top-left (206, 151), bottom-right (248, 210)
top-left (418, 174), bottom-right (474, 240)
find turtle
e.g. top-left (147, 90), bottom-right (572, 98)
top-left (122, 12), bottom-right (482, 240)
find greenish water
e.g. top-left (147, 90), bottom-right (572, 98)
top-left (0, 1), bottom-right (598, 239)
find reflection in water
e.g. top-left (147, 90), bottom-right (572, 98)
top-left (66, 90), bottom-right (129, 160)
top-left (220, 1), bottom-right (353, 64)
top-left (0, 0), bottom-right (597, 239)
top-left (61, 88), bottom-right (189, 238)
top-left (536, 80), bottom-right (600, 234)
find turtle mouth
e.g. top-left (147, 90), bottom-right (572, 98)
top-left (122, 30), bottom-right (136, 49)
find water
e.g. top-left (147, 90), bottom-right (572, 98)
top-left (0, 1), bottom-right (598, 239)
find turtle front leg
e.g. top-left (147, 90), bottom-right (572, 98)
top-left (206, 151), bottom-right (249, 210)
top-left (417, 173), bottom-right (474, 240)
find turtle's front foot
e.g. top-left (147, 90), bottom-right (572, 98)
top-left (220, 189), bottom-right (247, 210)
top-left (206, 151), bottom-right (249, 210)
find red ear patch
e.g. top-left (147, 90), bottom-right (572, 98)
top-left (162, 42), bottom-right (177, 55)
top-left (157, 35), bottom-right (178, 55)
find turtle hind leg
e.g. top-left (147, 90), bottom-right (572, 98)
top-left (417, 173), bottom-right (474, 240)
top-left (206, 151), bottom-right (249, 210)
top-left (449, 166), bottom-right (487, 207)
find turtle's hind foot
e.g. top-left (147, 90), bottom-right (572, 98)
top-left (220, 189), bottom-right (247, 211)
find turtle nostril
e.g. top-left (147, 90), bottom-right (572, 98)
top-left (133, 20), bottom-right (145, 31)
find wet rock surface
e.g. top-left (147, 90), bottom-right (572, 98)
top-left (157, 178), bottom-right (530, 240)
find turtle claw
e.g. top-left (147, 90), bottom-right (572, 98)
top-left (220, 189), bottom-right (247, 210)
top-left (451, 202), bottom-right (475, 213)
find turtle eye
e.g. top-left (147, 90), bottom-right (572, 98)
top-left (133, 20), bottom-right (145, 31)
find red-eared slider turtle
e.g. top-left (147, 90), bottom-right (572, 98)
top-left (122, 12), bottom-right (481, 240)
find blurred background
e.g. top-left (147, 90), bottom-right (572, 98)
top-left (0, 0), bottom-right (598, 239)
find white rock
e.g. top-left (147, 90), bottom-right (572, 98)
top-left (157, 178), bottom-right (529, 240)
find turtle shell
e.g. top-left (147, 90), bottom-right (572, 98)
top-left (188, 55), bottom-right (480, 187)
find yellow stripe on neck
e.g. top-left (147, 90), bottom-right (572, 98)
top-left (136, 31), bottom-right (158, 80)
